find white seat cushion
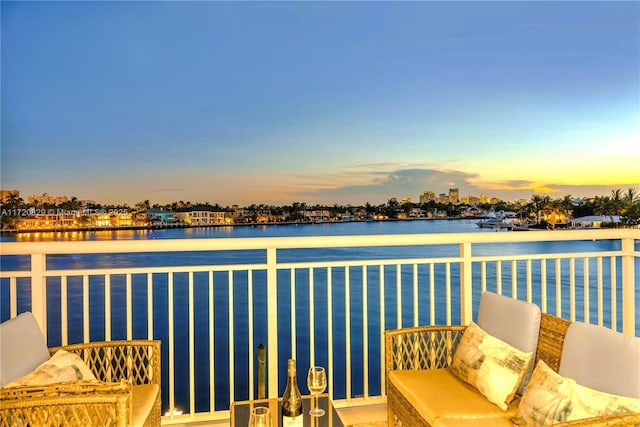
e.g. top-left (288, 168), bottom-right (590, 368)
top-left (559, 322), bottom-right (640, 398)
top-left (0, 312), bottom-right (50, 387)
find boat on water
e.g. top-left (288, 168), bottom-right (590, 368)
top-left (476, 218), bottom-right (514, 230)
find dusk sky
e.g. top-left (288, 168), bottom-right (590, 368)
top-left (2, 1), bottom-right (639, 207)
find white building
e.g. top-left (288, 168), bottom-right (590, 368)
top-left (176, 209), bottom-right (227, 225)
top-left (571, 215), bottom-right (620, 228)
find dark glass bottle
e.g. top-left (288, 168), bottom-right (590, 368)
top-left (281, 359), bottom-right (303, 426)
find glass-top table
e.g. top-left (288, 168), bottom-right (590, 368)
top-left (231, 394), bottom-right (343, 427)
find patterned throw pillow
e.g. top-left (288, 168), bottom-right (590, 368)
top-left (4, 350), bottom-right (97, 387)
top-left (450, 321), bottom-right (533, 410)
top-left (514, 360), bottom-right (640, 426)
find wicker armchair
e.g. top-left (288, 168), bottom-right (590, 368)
top-left (385, 313), bottom-right (640, 427)
top-left (0, 338), bottom-right (161, 427)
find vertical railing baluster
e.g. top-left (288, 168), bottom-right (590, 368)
top-left (429, 264), bottom-right (435, 325)
top-left (413, 264), bottom-right (418, 327)
top-left (379, 263), bottom-right (385, 395)
top-left (569, 258), bottom-right (576, 321)
top-left (583, 257), bottom-right (590, 324)
top-left (147, 273), bottom-right (154, 340)
top-left (83, 275), bottom-right (89, 343)
top-left (460, 243), bottom-right (472, 325)
top-left (208, 270), bottom-right (215, 413)
top-left (621, 237), bottom-right (636, 336)
top-left (189, 271), bottom-right (195, 413)
top-left (309, 267), bottom-right (315, 367)
top-left (126, 274), bottom-right (132, 340)
top-left (248, 270), bottom-right (254, 400)
top-left (105, 274), bottom-right (111, 341)
top-left (555, 258), bottom-right (562, 317)
top-left (610, 255), bottom-right (617, 331)
top-left (362, 265), bottom-right (369, 398)
top-left (61, 275), bottom-right (68, 346)
top-left (290, 269), bottom-right (296, 360)
top-left (30, 253), bottom-right (47, 338)
top-left (540, 259), bottom-right (547, 313)
top-left (597, 257), bottom-right (604, 326)
top-left (228, 271), bottom-right (234, 404)
top-left (496, 260), bottom-right (502, 295)
top-left (511, 260), bottom-right (517, 300)
top-left (396, 264), bottom-right (401, 328)
top-left (266, 247), bottom-right (278, 399)
top-left (327, 267), bottom-right (334, 399)
top-left (168, 273), bottom-right (175, 415)
top-left (345, 266), bottom-right (351, 400)
top-left (445, 263), bottom-right (451, 325)
top-left (526, 259), bottom-right (532, 303)
top-left (9, 277), bottom-right (17, 318)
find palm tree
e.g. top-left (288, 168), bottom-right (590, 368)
top-left (623, 187), bottom-right (638, 207)
top-left (609, 189), bottom-right (626, 216)
top-left (135, 200), bottom-right (151, 212)
top-left (594, 195), bottom-right (621, 226)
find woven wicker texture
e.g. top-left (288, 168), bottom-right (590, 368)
top-left (0, 340), bottom-right (160, 427)
top-left (385, 326), bottom-right (466, 374)
top-left (385, 313), bottom-right (640, 427)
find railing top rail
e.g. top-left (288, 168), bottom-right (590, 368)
top-left (0, 228), bottom-right (638, 255)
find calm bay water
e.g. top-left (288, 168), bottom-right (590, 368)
top-left (1, 220), bottom-right (638, 413)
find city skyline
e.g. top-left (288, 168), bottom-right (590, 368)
top-left (2, 1), bottom-right (639, 206)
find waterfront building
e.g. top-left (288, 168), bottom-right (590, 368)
top-left (15, 213), bottom-right (79, 230)
top-left (137, 208), bottom-right (176, 224)
top-left (28, 193), bottom-right (68, 206)
top-left (571, 215), bottom-right (621, 228)
top-left (409, 207), bottom-right (426, 218)
top-left (449, 188), bottom-right (460, 205)
top-left (304, 209), bottom-right (331, 222)
top-left (93, 212), bottom-right (134, 228)
top-left (175, 207), bottom-right (228, 225)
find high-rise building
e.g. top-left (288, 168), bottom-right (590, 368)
top-left (449, 188), bottom-right (460, 205)
top-left (419, 191), bottom-right (436, 204)
top-left (480, 194), bottom-right (488, 204)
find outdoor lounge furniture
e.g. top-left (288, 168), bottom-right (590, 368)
top-left (385, 292), bottom-right (640, 427)
top-left (0, 312), bottom-right (161, 427)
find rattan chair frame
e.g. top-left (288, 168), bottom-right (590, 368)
top-left (385, 313), bottom-right (640, 427)
top-left (0, 340), bottom-right (160, 427)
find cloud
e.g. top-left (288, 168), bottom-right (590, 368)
top-left (374, 174), bottom-right (411, 184)
top-left (291, 165), bottom-right (482, 204)
top-left (288, 163), bottom-right (640, 205)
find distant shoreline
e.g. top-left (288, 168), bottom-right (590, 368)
top-left (0, 217), bottom-right (470, 234)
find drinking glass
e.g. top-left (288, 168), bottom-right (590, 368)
top-left (248, 406), bottom-right (272, 427)
top-left (307, 366), bottom-right (327, 417)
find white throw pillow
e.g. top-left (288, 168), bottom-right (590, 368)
top-left (514, 360), bottom-right (640, 426)
top-left (450, 321), bottom-right (533, 410)
top-left (4, 350), bottom-right (97, 388)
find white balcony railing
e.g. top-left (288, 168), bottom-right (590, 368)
top-left (1, 229), bottom-right (638, 425)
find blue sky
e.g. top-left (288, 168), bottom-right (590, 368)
top-left (2, 1), bottom-right (639, 206)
